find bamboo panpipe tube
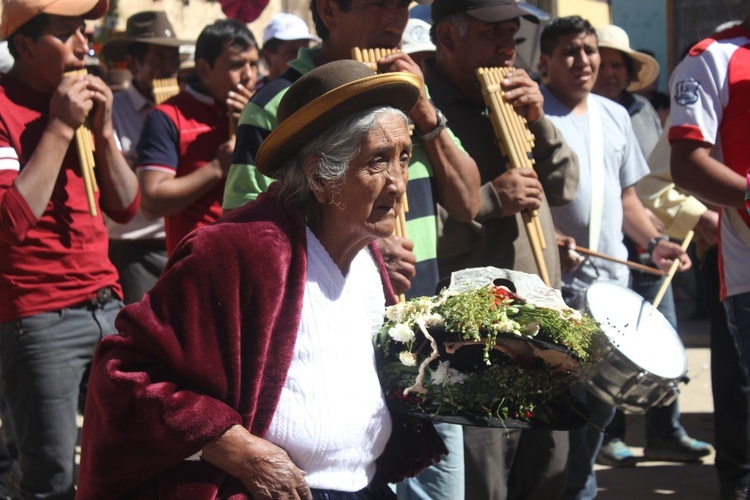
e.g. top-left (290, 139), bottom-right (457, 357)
top-left (153, 77), bottom-right (180, 104)
top-left (651, 231), bottom-right (694, 311)
top-left (477, 67), bottom-right (550, 284)
top-left (65, 69), bottom-right (97, 216)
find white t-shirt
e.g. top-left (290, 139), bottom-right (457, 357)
top-left (542, 88), bottom-right (649, 291)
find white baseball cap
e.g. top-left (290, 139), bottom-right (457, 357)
top-left (402, 18), bottom-right (436, 56)
top-left (262, 13), bottom-right (321, 45)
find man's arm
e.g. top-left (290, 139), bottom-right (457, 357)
top-left (380, 52), bottom-right (480, 222)
top-left (136, 110), bottom-right (233, 220)
top-left (671, 139), bottom-right (746, 209)
top-left (85, 75), bottom-right (139, 220)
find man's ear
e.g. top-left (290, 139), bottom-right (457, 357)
top-left (12, 34), bottom-right (34, 61)
top-left (539, 53), bottom-right (549, 78)
top-left (125, 54), bottom-right (139, 75)
top-left (316, 0), bottom-right (338, 32)
top-left (195, 58), bottom-right (211, 82)
top-left (435, 22), bottom-right (456, 53)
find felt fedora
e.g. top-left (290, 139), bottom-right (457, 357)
top-left (102, 11), bottom-right (191, 62)
top-left (256, 60), bottom-right (422, 176)
top-left (1, 0), bottom-right (108, 39)
top-left (595, 25), bottom-right (659, 92)
top-left (432, 0), bottom-right (539, 26)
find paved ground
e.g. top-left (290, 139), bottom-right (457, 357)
top-left (595, 286), bottom-right (718, 499)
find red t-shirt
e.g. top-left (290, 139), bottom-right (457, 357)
top-left (0, 75), bottom-right (123, 323)
top-left (136, 87), bottom-right (228, 254)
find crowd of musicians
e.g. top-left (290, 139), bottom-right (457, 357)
top-left (0, 0), bottom-right (748, 498)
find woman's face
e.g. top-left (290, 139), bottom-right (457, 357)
top-left (318, 112), bottom-right (411, 241)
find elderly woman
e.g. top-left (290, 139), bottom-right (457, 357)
top-left (76, 60), bottom-right (444, 499)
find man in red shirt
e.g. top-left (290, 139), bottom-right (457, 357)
top-left (0, 0), bottom-right (139, 497)
top-left (137, 19), bottom-right (258, 254)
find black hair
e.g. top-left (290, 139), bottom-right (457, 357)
top-left (262, 38), bottom-right (283, 54)
top-left (194, 19), bottom-right (257, 68)
top-left (540, 15), bottom-right (596, 56)
top-left (310, 0), bottom-right (353, 41)
top-left (7, 14), bottom-right (51, 59)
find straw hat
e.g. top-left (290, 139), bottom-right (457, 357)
top-left (102, 11), bottom-right (192, 62)
top-left (1, 0), bottom-right (108, 39)
top-left (595, 25), bottom-right (659, 92)
top-left (256, 60), bottom-right (422, 175)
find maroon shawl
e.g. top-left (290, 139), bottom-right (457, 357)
top-left (77, 190), bottom-right (443, 498)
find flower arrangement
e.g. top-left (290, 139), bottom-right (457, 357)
top-left (374, 277), bottom-right (606, 426)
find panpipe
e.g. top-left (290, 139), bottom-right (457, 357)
top-left (152, 77), bottom-right (180, 104)
top-left (351, 47), bottom-right (400, 72)
top-left (352, 47), bottom-right (408, 302)
top-left (477, 66), bottom-right (550, 285)
top-left (65, 69), bottom-right (98, 217)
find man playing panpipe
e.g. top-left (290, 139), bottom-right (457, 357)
top-left (136, 20), bottom-right (258, 255)
top-left (424, 1), bottom-right (578, 498)
top-left (0, 0), bottom-right (139, 497)
top-left (221, 1), bottom-right (482, 498)
top-left (102, 10), bottom-right (191, 304)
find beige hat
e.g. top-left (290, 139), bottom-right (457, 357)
top-left (1, 0), bottom-right (109, 39)
top-left (595, 24), bottom-right (659, 92)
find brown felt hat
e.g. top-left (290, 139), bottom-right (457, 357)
top-left (2, 0), bottom-right (108, 39)
top-left (101, 11), bottom-right (191, 62)
top-left (255, 60), bottom-right (422, 176)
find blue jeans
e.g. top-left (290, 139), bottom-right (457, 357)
top-left (605, 274), bottom-right (685, 445)
top-left (396, 422), bottom-right (464, 500)
top-left (0, 298), bottom-right (122, 499)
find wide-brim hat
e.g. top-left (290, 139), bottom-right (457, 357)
top-left (596, 25), bottom-right (659, 92)
top-left (102, 10), bottom-right (191, 62)
top-left (2, 0), bottom-right (109, 39)
top-left (256, 60), bottom-right (422, 176)
top-left (432, 0), bottom-right (539, 26)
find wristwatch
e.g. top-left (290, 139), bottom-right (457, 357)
top-left (647, 235), bottom-right (669, 255)
top-left (417, 107), bottom-right (447, 142)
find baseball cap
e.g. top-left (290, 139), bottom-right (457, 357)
top-left (402, 18), bottom-right (435, 56)
top-left (432, 0), bottom-right (539, 26)
top-left (2, 0), bottom-right (109, 39)
top-left (262, 13), bottom-right (320, 45)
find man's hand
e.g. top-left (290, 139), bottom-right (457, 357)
top-left (491, 168), bottom-right (543, 217)
top-left (215, 137), bottom-right (236, 178)
top-left (376, 52), bottom-right (437, 134)
top-left (375, 235), bottom-right (416, 295)
top-left (49, 74), bottom-right (94, 134)
top-left (500, 68), bottom-right (544, 123)
top-left (694, 209), bottom-right (719, 247)
top-left (556, 233), bottom-right (584, 275)
top-left (227, 83), bottom-right (255, 123)
top-left (651, 239), bottom-right (692, 272)
top-left (85, 74), bottom-right (116, 140)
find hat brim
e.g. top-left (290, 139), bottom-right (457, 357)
top-left (102, 37), bottom-right (191, 62)
top-left (256, 72), bottom-right (422, 176)
top-left (1, 0), bottom-right (108, 39)
top-left (466, 4), bottom-right (540, 24)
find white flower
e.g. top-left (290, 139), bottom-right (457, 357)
top-left (385, 302), bottom-right (410, 323)
top-left (388, 323), bottom-right (415, 343)
top-left (423, 313), bottom-right (445, 327)
top-left (399, 351), bottom-right (417, 366)
top-left (430, 361), bottom-right (469, 387)
top-left (413, 296), bottom-right (434, 315)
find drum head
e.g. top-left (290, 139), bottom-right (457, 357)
top-left (585, 282), bottom-right (686, 379)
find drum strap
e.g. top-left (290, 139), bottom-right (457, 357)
top-left (587, 94), bottom-right (605, 253)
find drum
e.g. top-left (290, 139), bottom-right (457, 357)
top-left (583, 281), bottom-right (688, 414)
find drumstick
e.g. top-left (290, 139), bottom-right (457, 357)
top-left (651, 230), bottom-right (694, 311)
top-left (558, 241), bottom-right (667, 276)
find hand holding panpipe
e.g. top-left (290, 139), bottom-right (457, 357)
top-left (556, 241), bottom-right (667, 276)
top-left (477, 66), bottom-right (549, 285)
top-left (65, 69), bottom-right (97, 217)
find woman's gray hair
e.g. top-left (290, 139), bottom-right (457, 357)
top-left (274, 105), bottom-right (409, 209)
